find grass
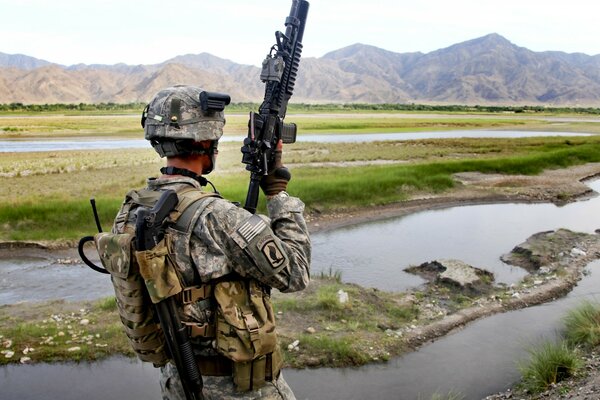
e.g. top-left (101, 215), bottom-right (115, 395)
top-left (515, 301), bottom-right (600, 395)
top-left (0, 298), bottom-right (131, 365)
top-left (273, 278), bottom-right (419, 368)
top-left (518, 341), bottom-right (582, 394)
top-left (424, 391), bottom-right (465, 400)
top-left (562, 300), bottom-right (600, 348)
top-left (0, 112), bottom-right (536, 138)
top-left (3, 137), bottom-right (600, 241)
top-left (0, 278), bottom-right (419, 368)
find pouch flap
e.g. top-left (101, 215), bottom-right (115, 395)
top-left (95, 232), bottom-right (134, 279)
top-left (135, 239), bottom-right (183, 303)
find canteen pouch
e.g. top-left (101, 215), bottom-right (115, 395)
top-left (214, 280), bottom-right (282, 390)
top-left (95, 232), bottom-right (169, 366)
top-left (135, 237), bottom-right (183, 304)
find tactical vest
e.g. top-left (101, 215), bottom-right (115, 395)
top-left (94, 183), bottom-right (282, 391)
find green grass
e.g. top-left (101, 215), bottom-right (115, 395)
top-left (563, 301), bottom-right (600, 348)
top-left (518, 341), bottom-right (582, 394)
top-left (295, 334), bottom-right (370, 366)
top-left (3, 140), bottom-right (600, 241)
top-left (96, 296), bottom-right (118, 311)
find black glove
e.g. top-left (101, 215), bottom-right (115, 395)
top-left (260, 140), bottom-right (291, 196)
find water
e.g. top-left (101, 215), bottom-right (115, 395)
top-left (312, 180), bottom-right (600, 291)
top-left (3, 262), bottom-right (600, 400)
top-left (3, 179), bottom-right (600, 398)
top-left (285, 260), bottom-right (600, 400)
top-left (3, 181), bottom-right (600, 304)
top-left (0, 130), bottom-right (593, 152)
top-left (0, 248), bottom-right (113, 305)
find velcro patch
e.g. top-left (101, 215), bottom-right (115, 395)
top-left (257, 237), bottom-right (286, 269)
top-left (235, 215), bottom-right (267, 246)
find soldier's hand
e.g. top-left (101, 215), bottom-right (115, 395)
top-left (260, 140), bottom-right (291, 196)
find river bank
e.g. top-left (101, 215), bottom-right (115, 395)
top-left (3, 163), bottom-right (600, 398)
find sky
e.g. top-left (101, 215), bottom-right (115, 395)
top-left (2, 0), bottom-right (600, 67)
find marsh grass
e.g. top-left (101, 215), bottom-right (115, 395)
top-left (4, 140), bottom-right (600, 240)
top-left (518, 341), bottom-right (582, 394)
top-left (0, 113), bottom-right (534, 138)
top-left (296, 334), bottom-right (370, 366)
top-left (563, 301), bottom-right (600, 348)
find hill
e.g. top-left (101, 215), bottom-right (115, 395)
top-left (2, 34), bottom-right (600, 105)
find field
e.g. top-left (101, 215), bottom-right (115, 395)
top-left (2, 110), bottom-right (600, 241)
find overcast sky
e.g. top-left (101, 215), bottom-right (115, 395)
top-left (2, 0), bottom-right (600, 66)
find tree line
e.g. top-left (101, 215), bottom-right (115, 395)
top-left (2, 102), bottom-right (600, 114)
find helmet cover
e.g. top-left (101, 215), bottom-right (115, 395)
top-left (143, 85), bottom-right (225, 142)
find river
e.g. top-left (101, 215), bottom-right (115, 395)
top-left (0, 130), bottom-right (594, 152)
top-left (2, 176), bottom-right (600, 399)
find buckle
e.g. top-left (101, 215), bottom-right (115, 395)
top-left (182, 285), bottom-right (211, 305)
top-left (242, 312), bottom-right (260, 341)
top-left (183, 322), bottom-right (215, 338)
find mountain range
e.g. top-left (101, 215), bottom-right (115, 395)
top-left (2, 33), bottom-right (600, 106)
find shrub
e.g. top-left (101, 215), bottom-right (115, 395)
top-left (519, 341), bottom-right (582, 393)
top-left (563, 300), bottom-right (600, 348)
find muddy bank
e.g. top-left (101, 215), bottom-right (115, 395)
top-left (306, 162), bottom-right (600, 234)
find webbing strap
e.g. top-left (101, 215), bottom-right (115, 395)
top-left (123, 323), bottom-right (159, 338)
top-left (131, 337), bottom-right (165, 351)
top-left (114, 286), bottom-right (145, 307)
top-left (172, 189), bottom-right (220, 232)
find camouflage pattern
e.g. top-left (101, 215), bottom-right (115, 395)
top-left (214, 280), bottom-right (277, 362)
top-left (135, 238), bottom-right (183, 304)
top-left (95, 231), bottom-right (169, 365)
top-left (144, 85), bottom-right (225, 142)
top-left (160, 362), bottom-right (297, 400)
top-left (95, 232), bottom-right (133, 279)
top-left (119, 176), bottom-right (310, 399)
top-left (143, 177), bottom-right (311, 294)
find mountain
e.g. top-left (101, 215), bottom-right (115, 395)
top-left (0, 52), bottom-right (57, 70)
top-left (2, 34), bottom-right (600, 105)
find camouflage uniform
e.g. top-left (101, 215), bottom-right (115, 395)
top-left (122, 175), bottom-right (310, 400)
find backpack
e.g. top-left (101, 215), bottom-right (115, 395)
top-left (94, 187), bottom-right (218, 365)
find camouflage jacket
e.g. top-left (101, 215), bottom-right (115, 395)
top-left (119, 175), bottom-right (311, 293)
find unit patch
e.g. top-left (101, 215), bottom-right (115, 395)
top-left (257, 237), bottom-right (286, 269)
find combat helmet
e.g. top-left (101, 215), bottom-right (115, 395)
top-left (141, 85), bottom-right (230, 161)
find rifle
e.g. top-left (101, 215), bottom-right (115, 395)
top-left (241, 0), bottom-right (310, 213)
top-left (135, 190), bottom-right (205, 400)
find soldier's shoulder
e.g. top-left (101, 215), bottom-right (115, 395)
top-left (195, 195), bottom-right (252, 230)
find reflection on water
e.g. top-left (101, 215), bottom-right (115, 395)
top-left (0, 357), bottom-right (160, 400)
top-left (313, 180), bottom-right (600, 291)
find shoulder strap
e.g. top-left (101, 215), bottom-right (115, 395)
top-left (171, 187), bottom-right (221, 232)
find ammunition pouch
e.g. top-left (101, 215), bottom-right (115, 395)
top-left (214, 280), bottom-right (282, 391)
top-left (135, 238), bottom-right (183, 304)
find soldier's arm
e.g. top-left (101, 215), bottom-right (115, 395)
top-left (190, 194), bottom-right (310, 292)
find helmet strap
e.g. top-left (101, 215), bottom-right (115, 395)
top-left (160, 167), bottom-right (220, 194)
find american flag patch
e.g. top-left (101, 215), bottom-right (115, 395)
top-left (237, 215), bottom-right (267, 243)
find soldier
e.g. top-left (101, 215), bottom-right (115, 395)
top-left (115, 85), bottom-right (311, 399)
